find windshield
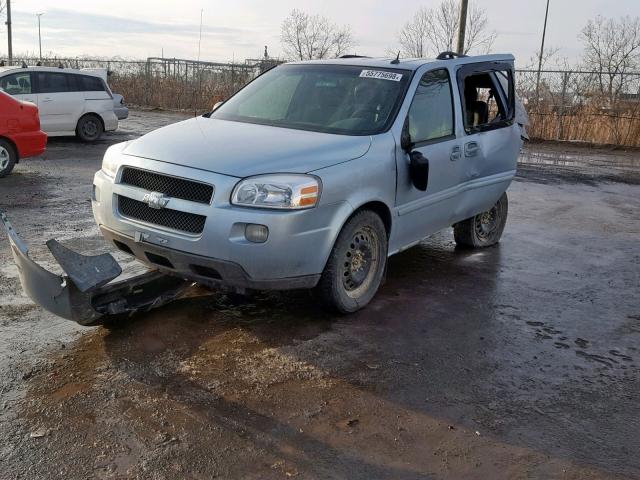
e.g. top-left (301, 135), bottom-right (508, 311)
top-left (211, 64), bottom-right (411, 135)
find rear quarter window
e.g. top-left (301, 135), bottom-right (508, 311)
top-left (79, 75), bottom-right (106, 92)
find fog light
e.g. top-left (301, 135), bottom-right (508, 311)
top-left (245, 224), bottom-right (269, 243)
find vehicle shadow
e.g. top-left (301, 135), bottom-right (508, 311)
top-left (94, 232), bottom-right (504, 478)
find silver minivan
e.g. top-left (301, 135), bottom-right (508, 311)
top-left (2, 53), bottom-right (526, 324)
top-left (0, 66), bottom-right (118, 141)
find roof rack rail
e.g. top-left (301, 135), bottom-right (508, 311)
top-left (339, 55), bottom-right (370, 59)
top-left (436, 51), bottom-right (468, 60)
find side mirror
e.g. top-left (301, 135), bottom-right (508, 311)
top-left (212, 101), bottom-right (224, 111)
top-left (409, 151), bottom-right (429, 191)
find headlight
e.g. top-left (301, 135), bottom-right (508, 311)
top-left (231, 174), bottom-right (320, 209)
top-left (101, 143), bottom-right (126, 177)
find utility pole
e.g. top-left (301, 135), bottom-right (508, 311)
top-left (456, 0), bottom-right (469, 55)
top-left (535, 0), bottom-right (551, 103)
top-left (37, 13), bottom-right (44, 61)
top-left (6, 0), bottom-right (12, 65)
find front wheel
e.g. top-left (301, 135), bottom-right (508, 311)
top-left (454, 192), bottom-right (509, 248)
top-left (76, 114), bottom-right (104, 142)
top-left (0, 139), bottom-right (17, 178)
top-left (316, 210), bottom-right (388, 313)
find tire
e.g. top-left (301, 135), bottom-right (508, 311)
top-left (76, 114), bottom-right (104, 142)
top-left (454, 192), bottom-right (508, 248)
top-left (316, 210), bottom-right (388, 313)
top-left (0, 139), bottom-right (17, 178)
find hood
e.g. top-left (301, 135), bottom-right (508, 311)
top-left (123, 117), bottom-right (372, 178)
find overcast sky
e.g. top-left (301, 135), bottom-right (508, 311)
top-left (1, 0), bottom-right (638, 67)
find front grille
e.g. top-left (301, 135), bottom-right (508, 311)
top-left (120, 167), bottom-right (213, 204)
top-left (118, 196), bottom-right (206, 234)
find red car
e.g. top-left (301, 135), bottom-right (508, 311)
top-left (0, 90), bottom-right (47, 177)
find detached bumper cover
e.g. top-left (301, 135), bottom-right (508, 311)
top-left (1, 212), bottom-right (192, 326)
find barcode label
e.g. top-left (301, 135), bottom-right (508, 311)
top-left (359, 70), bottom-right (403, 81)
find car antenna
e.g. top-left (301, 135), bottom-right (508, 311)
top-left (390, 51), bottom-right (400, 65)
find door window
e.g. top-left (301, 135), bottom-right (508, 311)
top-left (458, 64), bottom-right (515, 132)
top-left (406, 69), bottom-right (454, 144)
top-left (36, 72), bottom-right (74, 94)
top-left (0, 72), bottom-right (32, 95)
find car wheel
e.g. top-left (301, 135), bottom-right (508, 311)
top-left (316, 210), bottom-right (388, 313)
top-left (454, 192), bottom-right (508, 248)
top-left (0, 139), bottom-right (17, 178)
top-left (76, 114), bottom-right (104, 142)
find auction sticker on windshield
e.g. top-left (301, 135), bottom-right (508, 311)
top-left (359, 70), bottom-right (403, 81)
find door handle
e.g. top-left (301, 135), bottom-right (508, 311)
top-left (450, 145), bottom-right (462, 161)
top-left (465, 141), bottom-right (480, 157)
top-left (41, 98), bottom-right (53, 102)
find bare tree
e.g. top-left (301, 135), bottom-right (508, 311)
top-left (579, 15), bottom-right (640, 100)
top-left (280, 9), bottom-right (355, 61)
top-left (398, 0), bottom-right (496, 58)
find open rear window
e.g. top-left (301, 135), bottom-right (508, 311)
top-left (457, 62), bottom-right (515, 133)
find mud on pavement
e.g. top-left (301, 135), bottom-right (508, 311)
top-left (1, 110), bottom-right (639, 479)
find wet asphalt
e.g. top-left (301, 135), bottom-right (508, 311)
top-left (0, 110), bottom-right (638, 479)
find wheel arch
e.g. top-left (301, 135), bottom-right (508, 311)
top-left (77, 112), bottom-right (105, 131)
top-left (321, 199), bottom-right (393, 271)
top-left (350, 200), bottom-right (393, 239)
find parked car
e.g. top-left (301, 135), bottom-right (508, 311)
top-left (0, 66), bottom-right (118, 142)
top-left (112, 93), bottom-right (129, 120)
top-left (0, 90), bottom-right (47, 177)
top-left (1, 53), bottom-right (528, 324)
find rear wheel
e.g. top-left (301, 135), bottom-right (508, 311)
top-left (0, 139), bottom-right (17, 178)
top-left (316, 210), bottom-right (388, 313)
top-left (76, 114), bottom-right (104, 142)
top-left (454, 192), bottom-right (508, 248)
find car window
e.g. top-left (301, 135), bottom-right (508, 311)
top-left (212, 64), bottom-right (411, 136)
top-left (37, 72), bottom-right (74, 94)
top-left (237, 73), bottom-right (302, 120)
top-left (0, 72), bottom-right (32, 95)
top-left (406, 69), bottom-right (454, 143)
top-left (459, 66), bottom-right (514, 132)
top-left (79, 75), bottom-right (105, 92)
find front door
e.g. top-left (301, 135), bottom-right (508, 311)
top-left (392, 68), bottom-right (463, 252)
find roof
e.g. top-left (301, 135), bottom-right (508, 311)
top-left (287, 54), bottom-right (515, 71)
top-left (0, 66), bottom-right (102, 77)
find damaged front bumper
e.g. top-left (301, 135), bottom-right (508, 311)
top-left (1, 212), bottom-right (192, 326)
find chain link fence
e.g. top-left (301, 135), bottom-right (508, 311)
top-left (1, 55), bottom-right (283, 111)
top-left (2, 56), bottom-right (640, 146)
top-left (516, 69), bottom-right (640, 147)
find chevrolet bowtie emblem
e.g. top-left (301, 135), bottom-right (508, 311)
top-left (142, 191), bottom-right (170, 209)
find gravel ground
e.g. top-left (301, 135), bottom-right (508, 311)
top-left (0, 110), bottom-right (639, 479)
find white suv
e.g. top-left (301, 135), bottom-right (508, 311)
top-left (0, 66), bottom-right (118, 142)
